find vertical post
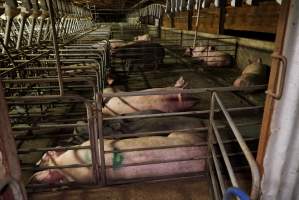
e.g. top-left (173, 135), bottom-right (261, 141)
top-left (0, 82), bottom-right (27, 200)
top-left (2, 17), bottom-right (13, 53)
top-left (170, 13), bottom-right (175, 28)
top-left (16, 15), bottom-right (27, 49)
top-left (256, 0), bottom-right (291, 174)
top-left (180, 30), bottom-right (183, 46)
top-left (86, 103), bottom-right (100, 184)
top-left (193, 6), bottom-right (201, 48)
top-left (217, 1), bottom-right (226, 34)
top-left (47, 0), bottom-right (64, 96)
top-left (187, 10), bottom-right (193, 30)
top-left (96, 93), bottom-right (107, 186)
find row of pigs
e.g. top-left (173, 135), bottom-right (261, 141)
top-left (27, 34), bottom-right (267, 185)
top-left (96, 34), bottom-right (269, 87)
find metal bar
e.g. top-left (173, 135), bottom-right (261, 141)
top-left (22, 163), bottom-right (92, 171)
top-left (209, 142), bottom-right (226, 195)
top-left (212, 121), bottom-right (239, 187)
top-left (96, 93), bottom-right (107, 186)
top-left (102, 85), bottom-right (266, 98)
top-left (16, 15), bottom-right (27, 50)
top-left (47, 0), bottom-right (64, 96)
top-left (86, 103), bottom-right (100, 184)
top-left (18, 145), bottom-right (91, 154)
top-left (27, 17), bottom-right (37, 46)
top-left (213, 92), bottom-right (260, 200)
top-left (104, 106), bottom-right (263, 121)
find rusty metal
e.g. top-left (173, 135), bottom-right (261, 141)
top-left (265, 53), bottom-right (287, 100)
top-left (256, 0), bottom-right (291, 173)
top-left (96, 93), bottom-right (107, 186)
top-left (46, 0), bottom-right (63, 96)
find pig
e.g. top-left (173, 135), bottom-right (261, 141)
top-left (102, 76), bottom-right (198, 116)
top-left (134, 34), bottom-right (151, 41)
top-left (184, 45), bottom-right (233, 67)
top-left (31, 132), bottom-right (207, 184)
top-left (92, 39), bottom-right (127, 51)
top-left (233, 58), bottom-right (269, 88)
top-left (109, 39), bottom-right (127, 50)
top-left (111, 41), bottom-right (165, 72)
top-left (71, 110), bottom-right (206, 140)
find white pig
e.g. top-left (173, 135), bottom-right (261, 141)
top-left (233, 58), bottom-right (269, 88)
top-left (184, 45), bottom-right (233, 67)
top-left (102, 76), bottom-right (198, 116)
top-left (31, 132), bottom-right (207, 184)
top-left (134, 34), bottom-right (151, 41)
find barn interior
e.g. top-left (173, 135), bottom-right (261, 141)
top-left (0, 0), bottom-right (291, 200)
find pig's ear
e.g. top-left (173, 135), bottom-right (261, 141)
top-left (37, 150), bottom-right (64, 166)
top-left (174, 76), bottom-right (185, 88)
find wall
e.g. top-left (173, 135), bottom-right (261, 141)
top-left (162, 1), bottom-right (280, 34)
top-left (225, 2), bottom-right (280, 33)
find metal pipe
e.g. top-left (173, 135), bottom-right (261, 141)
top-left (2, 16), bottom-right (13, 53)
top-left (27, 16), bottom-right (37, 46)
top-left (46, 0), bottom-right (64, 96)
top-left (213, 92), bottom-right (260, 199)
top-left (104, 106), bottom-right (263, 121)
top-left (96, 93), bottom-right (107, 186)
top-left (86, 103), bottom-right (101, 184)
top-left (102, 85), bottom-right (266, 98)
top-left (212, 121), bottom-right (239, 187)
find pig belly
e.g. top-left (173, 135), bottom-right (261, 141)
top-left (107, 160), bottom-right (205, 181)
top-left (103, 95), bottom-right (180, 115)
top-left (104, 146), bottom-right (207, 167)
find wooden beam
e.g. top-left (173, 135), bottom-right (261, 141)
top-left (218, 0), bottom-right (226, 34)
top-left (188, 10), bottom-right (193, 30)
top-left (0, 81), bottom-right (27, 199)
top-left (256, 0), bottom-right (291, 174)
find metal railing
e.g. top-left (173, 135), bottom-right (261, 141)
top-left (208, 92), bottom-right (260, 200)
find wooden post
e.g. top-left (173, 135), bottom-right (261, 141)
top-left (218, 2), bottom-right (226, 34)
top-left (170, 13), bottom-right (175, 28)
top-left (256, 0), bottom-right (291, 174)
top-left (187, 10), bottom-right (193, 30)
top-left (0, 82), bottom-right (27, 199)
